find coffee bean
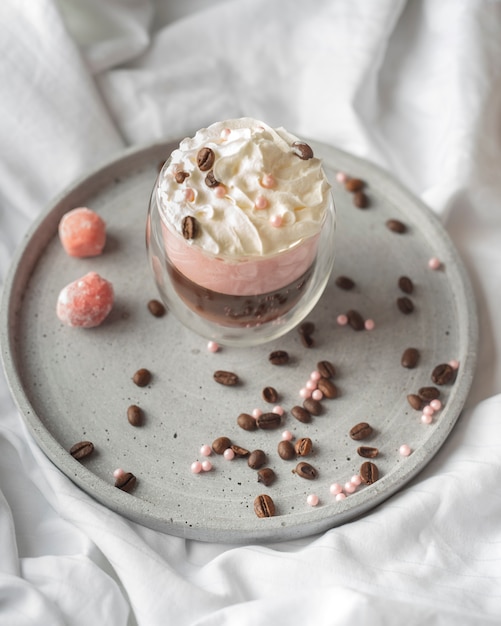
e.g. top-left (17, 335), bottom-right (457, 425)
top-left (182, 215), bottom-right (199, 240)
top-left (401, 347), bottom-right (420, 369)
top-left (257, 412), bottom-right (282, 430)
top-left (254, 494), bottom-right (276, 518)
top-left (291, 405), bottom-right (312, 423)
top-left (300, 333), bottom-right (315, 348)
top-left (268, 350), bottom-right (289, 365)
top-left (262, 386), bottom-right (279, 403)
top-left (349, 422), bottom-right (373, 441)
top-left (257, 468), bottom-right (276, 487)
top-left (127, 404), bottom-right (144, 427)
top-left (303, 398), bottom-right (322, 416)
top-left (398, 276), bottom-right (414, 294)
top-left (174, 170), bottom-right (190, 183)
top-left (397, 296), bottom-right (414, 315)
top-left (70, 440), bottom-right (94, 460)
top-left (360, 461), bottom-right (379, 485)
top-left (133, 368), bottom-right (151, 387)
top-left (353, 191), bottom-right (369, 209)
top-left (248, 449), bottom-right (267, 469)
top-left (298, 321), bottom-right (315, 336)
top-left (407, 394), bottom-right (424, 411)
top-left (278, 439), bottom-right (296, 460)
top-left (357, 446), bottom-right (379, 459)
top-left (147, 299), bottom-right (166, 317)
top-left (205, 170), bottom-right (220, 188)
top-left (213, 370), bottom-right (239, 386)
top-left (386, 218), bottom-right (407, 234)
top-left (197, 146), bottom-right (215, 171)
top-left (291, 141), bottom-right (314, 160)
top-left (418, 386), bottom-right (440, 401)
top-left (335, 276), bottom-right (355, 290)
top-left (294, 461), bottom-right (318, 480)
top-left (317, 377), bottom-right (338, 399)
top-left (317, 360), bottom-right (336, 378)
top-left (344, 178), bottom-right (365, 192)
top-left (237, 413), bottom-right (257, 431)
top-left (115, 472), bottom-right (137, 492)
top-left (212, 436), bottom-right (231, 454)
top-left (431, 363), bottom-right (455, 385)
top-left (347, 309), bottom-right (365, 331)
top-left (231, 444), bottom-right (250, 458)
top-left (294, 437), bottom-right (313, 457)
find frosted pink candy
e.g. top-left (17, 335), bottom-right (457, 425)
top-left (56, 271), bottom-right (114, 328)
top-left (58, 207), bottom-right (106, 257)
top-left (399, 444), bottom-right (412, 457)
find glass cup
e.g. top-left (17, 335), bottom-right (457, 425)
top-left (146, 167), bottom-right (335, 347)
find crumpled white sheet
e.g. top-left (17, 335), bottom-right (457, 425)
top-left (1, 0), bottom-right (501, 624)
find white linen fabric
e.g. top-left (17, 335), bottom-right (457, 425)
top-left (1, 0), bottom-right (501, 623)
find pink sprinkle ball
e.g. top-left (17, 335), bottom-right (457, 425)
top-left (220, 128), bottom-right (231, 140)
top-left (252, 408), bottom-right (262, 419)
top-left (337, 314), bottom-right (348, 326)
top-left (261, 174), bottom-right (276, 189)
top-left (270, 215), bottom-right (283, 228)
top-left (207, 341), bottom-right (220, 353)
top-left (449, 359), bottom-right (460, 370)
top-left (329, 483), bottom-right (343, 495)
top-left (200, 444), bottom-right (212, 457)
top-left (282, 430), bottom-right (293, 441)
top-left (56, 271), bottom-right (114, 328)
top-left (344, 482), bottom-right (356, 494)
top-left (364, 319), bottom-right (375, 331)
top-left (299, 387), bottom-right (311, 399)
top-left (58, 207), bottom-right (106, 258)
top-left (399, 444), bottom-right (412, 457)
top-left (306, 379), bottom-right (317, 391)
top-left (423, 405), bottom-right (434, 416)
top-left (428, 256), bottom-right (442, 270)
top-left (430, 399), bottom-right (442, 411)
top-left (351, 474), bottom-right (362, 486)
top-left (310, 370), bottom-right (321, 382)
top-left (201, 460), bottom-right (213, 472)
top-left (272, 405), bottom-right (284, 416)
top-left (336, 171), bottom-right (348, 184)
top-left (113, 468), bottom-right (125, 479)
top-left (191, 461), bottom-right (203, 474)
top-left (421, 413), bottom-right (433, 425)
top-left (254, 195), bottom-right (268, 210)
top-left (307, 494), bottom-right (319, 507)
top-left (214, 185), bottom-right (227, 198)
top-left (184, 188), bottom-right (195, 202)
top-left (335, 493), bottom-right (346, 501)
top-left (223, 448), bottom-right (235, 461)
top-left (312, 389), bottom-right (323, 401)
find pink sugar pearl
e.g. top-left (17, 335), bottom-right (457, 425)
top-left (344, 482), bottom-right (356, 494)
top-left (307, 494), bottom-right (319, 507)
top-left (58, 207), bottom-right (106, 258)
top-left (299, 387), bottom-right (312, 399)
top-left (336, 171), bottom-right (348, 183)
top-left (337, 314), bottom-right (348, 326)
top-left (282, 430), bottom-right (293, 441)
top-left (184, 188), bottom-right (195, 202)
top-left (220, 128), bottom-right (231, 139)
top-left (254, 195), bottom-right (268, 210)
top-left (423, 405), bottom-right (434, 416)
top-left (261, 174), bottom-right (276, 189)
top-left (449, 359), bottom-right (460, 370)
top-left (330, 483), bottom-right (343, 495)
top-left (223, 448), bottom-right (235, 461)
top-left (113, 468), bottom-right (125, 479)
top-left (428, 257), bottom-right (442, 270)
top-left (272, 405), bottom-right (284, 416)
top-left (430, 399), bottom-right (442, 411)
top-left (421, 413), bottom-right (433, 425)
top-left (364, 319), bottom-right (375, 331)
top-left (200, 444), bottom-right (212, 457)
top-left (214, 185), bottom-right (227, 198)
top-left (57, 271), bottom-right (114, 328)
top-left (191, 461), bottom-right (203, 474)
top-left (207, 341), bottom-right (220, 353)
top-left (351, 474), bottom-right (362, 486)
top-left (312, 389), bottom-right (323, 401)
top-left (306, 379), bottom-right (317, 391)
top-left (336, 493), bottom-right (346, 501)
top-left (252, 408), bottom-right (262, 419)
top-left (399, 444), bottom-right (412, 457)
top-left (201, 460), bottom-right (213, 472)
top-left (270, 215), bottom-right (283, 228)
top-left (310, 370), bottom-right (321, 382)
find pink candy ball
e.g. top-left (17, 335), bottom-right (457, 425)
top-left (430, 399), bottom-right (442, 411)
top-left (58, 207), bottom-right (106, 258)
top-left (200, 444), bottom-right (212, 457)
top-left (364, 319), bottom-right (375, 331)
top-left (330, 483), bottom-right (343, 495)
top-left (337, 314), bottom-right (348, 326)
top-left (282, 430), bottom-right (293, 441)
top-left (207, 341), bottom-right (220, 353)
top-left (421, 413), bottom-right (433, 425)
top-left (399, 444), bottom-right (412, 457)
top-left (428, 257), bottom-right (442, 270)
top-left (191, 461), bottom-right (203, 474)
top-left (223, 448), bottom-right (235, 461)
top-left (201, 460), bottom-right (213, 472)
top-left (307, 494), bottom-right (319, 507)
top-left (56, 271), bottom-right (114, 328)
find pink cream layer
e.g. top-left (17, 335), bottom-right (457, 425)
top-left (161, 222), bottom-right (320, 296)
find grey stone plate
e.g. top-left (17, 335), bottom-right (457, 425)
top-left (0, 140), bottom-right (478, 543)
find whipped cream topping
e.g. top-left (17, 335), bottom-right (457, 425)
top-left (157, 118), bottom-right (331, 260)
